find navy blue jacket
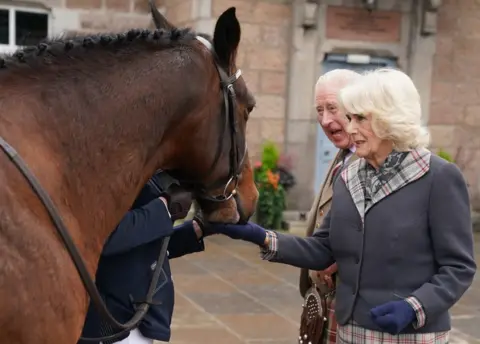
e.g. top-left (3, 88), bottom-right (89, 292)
top-left (79, 179), bottom-right (204, 343)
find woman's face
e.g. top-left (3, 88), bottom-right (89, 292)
top-left (346, 113), bottom-right (390, 162)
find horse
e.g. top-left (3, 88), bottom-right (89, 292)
top-left (0, 5), bottom-right (258, 344)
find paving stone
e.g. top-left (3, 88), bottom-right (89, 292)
top-left (184, 291), bottom-right (272, 315)
top-left (219, 267), bottom-right (280, 287)
top-left (456, 288), bottom-right (480, 313)
top-left (172, 273), bottom-right (237, 293)
top-left (272, 306), bottom-right (303, 323)
top-left (191, 255), bottom-right (252, 275)
top-left (215, 313), bottom-right (298, 340)
top-left (168, 327), bottom-right (244, 344)
top-left (169, 258), bottom-right (205, 275)
top-left (170, 294), bottom-right (218, 329)
top-left (450, 303), bottom-right (478, 316)
top-left (240, 283), bottom-right (300, 310)
top-left (456, 318), bottom-right (480, 338)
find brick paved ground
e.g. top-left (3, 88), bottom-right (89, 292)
top-left (162, 233), bottom-right (480, 344)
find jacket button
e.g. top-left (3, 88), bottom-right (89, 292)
top-left (355, 257), bottom-right (360, 264)
top-left (315, 222), bottom-right (320, 228)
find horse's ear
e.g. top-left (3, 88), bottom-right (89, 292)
top-left (213, 7), bottom-right (241, 67)
top-left (149, 0), bottom-right (175, 30)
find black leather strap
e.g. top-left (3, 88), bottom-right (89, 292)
top-left (0, 136), bottom-right (170, 342)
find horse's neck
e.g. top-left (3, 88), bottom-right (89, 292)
top-left (0, 54), bottom-right (203, 272)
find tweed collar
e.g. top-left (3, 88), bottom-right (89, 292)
top-left (341, 148), bottom-right (431, 223)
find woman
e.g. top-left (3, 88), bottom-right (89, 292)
top-left (207, 68), bottom-right (477, 343)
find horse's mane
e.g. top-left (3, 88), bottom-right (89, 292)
top-left (0, 27), bottom-right (205, 72)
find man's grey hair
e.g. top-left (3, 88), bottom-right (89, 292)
top-left (315, 69), bottom-right (361, 94)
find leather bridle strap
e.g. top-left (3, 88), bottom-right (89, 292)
top-left (184, 36), bottom-right (246, 203)
top-left (0, 136), bottom-right (169, 342)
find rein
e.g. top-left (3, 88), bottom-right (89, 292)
top-left (0, 136), bottom-right (157, 342)
top-left (0, 35), bottom-right (246, 343)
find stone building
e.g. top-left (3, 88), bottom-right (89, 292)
top-left (1, 0), bottom-right (479, 211)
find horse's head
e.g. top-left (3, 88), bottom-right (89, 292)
top-left (149, 3), bottom-right (258, 224)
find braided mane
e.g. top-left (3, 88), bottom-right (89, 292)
top-left (0, 27), bottom-right (198, 71)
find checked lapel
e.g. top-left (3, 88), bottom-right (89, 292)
top-left (340, 148), bottom-right (431, 223)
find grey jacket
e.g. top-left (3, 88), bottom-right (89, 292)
top-left (265, 150), bottom-right (476, 333)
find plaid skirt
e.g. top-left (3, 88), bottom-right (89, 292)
top-left (336, 322), bottom-right (450, 344)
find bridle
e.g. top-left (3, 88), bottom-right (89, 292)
top-left (169, 36), bottom-right (247, 204)
top-left (166, 35), bottom-right (248, 214)
top-left (0, 35), bottom-right (247, 342)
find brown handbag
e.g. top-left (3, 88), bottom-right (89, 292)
top-left (299, 284), bottom-right (327, 344)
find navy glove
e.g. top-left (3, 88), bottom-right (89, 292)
top-left (370, 300), bottom-right (416, 335)
top-left (206, 221), bottom-right (267, 246)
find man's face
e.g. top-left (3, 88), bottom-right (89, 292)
top-left (315, 84), bottom-right (352, 150)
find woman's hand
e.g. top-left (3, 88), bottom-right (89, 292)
top-left (205, 222), bottom-right (268, 246)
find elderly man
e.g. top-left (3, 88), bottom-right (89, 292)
top-left (298, 69), bottom-right (360, 344)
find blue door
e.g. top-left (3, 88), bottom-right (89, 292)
top-left (314, 54), bottom-right (398, 194)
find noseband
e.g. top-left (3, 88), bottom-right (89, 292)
top-left (170, 35), bottom-right (248, 204)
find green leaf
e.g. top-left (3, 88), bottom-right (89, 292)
top-left (438, 149), bottom-right (454, 163)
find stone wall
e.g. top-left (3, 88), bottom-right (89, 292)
top-left (162, 0), bottom-right (194, 27)
top-left (15, 0), bottom-right (155, 36)
top-left (429, 0), bottom-right (480, 209)
top-left (164, 0), bottom-right (293, 163)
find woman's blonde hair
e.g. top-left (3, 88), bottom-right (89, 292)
top-left (338, 68), bottom-right (430, 151)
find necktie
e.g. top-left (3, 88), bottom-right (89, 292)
top-left (330, 162), bottom-right (342, 186)
top-left (330, 149), bottom-right (350, 185)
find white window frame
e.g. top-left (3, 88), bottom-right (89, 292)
top-left (0, 4), bottom-right (51, 54)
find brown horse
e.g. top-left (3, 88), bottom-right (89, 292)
top-left (0, 6), bottom-right (258, 344)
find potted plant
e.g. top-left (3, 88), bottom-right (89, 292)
top-left (253, 141), bottom-right (296, 230)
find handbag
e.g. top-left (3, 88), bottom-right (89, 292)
top-left (299, 284), bottom-right (327, 344)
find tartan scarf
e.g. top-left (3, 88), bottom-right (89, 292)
top-left (359, 150), bottom-right (409, 208)
top-left (340, 148), bottom-right (431, 224)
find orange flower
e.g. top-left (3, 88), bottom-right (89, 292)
top-left (266, 169), bottom-right (280, 190)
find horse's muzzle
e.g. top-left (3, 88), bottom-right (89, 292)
top-left (234, 192), bottom-right (249, 224)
